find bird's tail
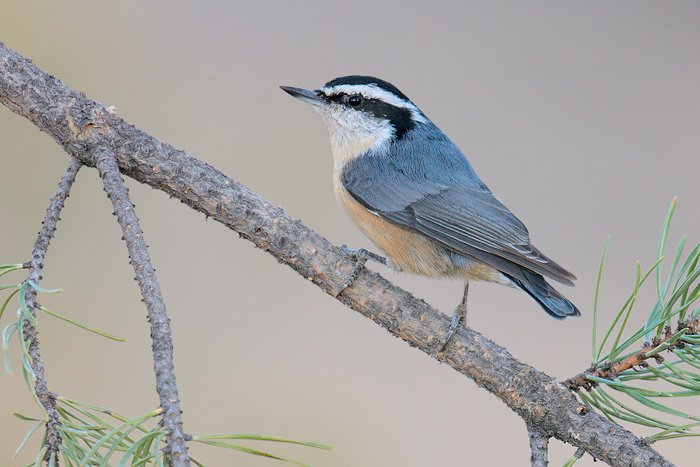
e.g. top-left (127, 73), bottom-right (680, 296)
top-left (506, 269), bottom-right (580, 319)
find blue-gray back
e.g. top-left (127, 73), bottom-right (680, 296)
top-left (340, 121), bottom-right (576, 285)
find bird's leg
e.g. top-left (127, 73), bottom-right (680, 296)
top-left (335, 245), bottom-right (387, 297)
top-left (439, 281), bottom-right (469, 352)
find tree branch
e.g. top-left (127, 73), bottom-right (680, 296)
top-left (566, 319), bottom-right (700, 392)
top-left (22, 156), bottom-right (83, 466)
top-left (92, 146), bottom-right (190, 466)
top-left (0, 42), bottom-right (676, 467)
top-left (527, 423), bottom-right (549, 467)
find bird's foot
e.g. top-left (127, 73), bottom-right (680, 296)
top-left (335, 245), bottom-right (386, 297)
top-left (438, 303), bottom-right (467, 353)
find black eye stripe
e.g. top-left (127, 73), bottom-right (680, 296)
top-left (322, 93), bottom-right (416, 140)
top-left (325, 92), bottom-right (346, 104)
top-left (326, 93), bottom-right (364, 107)
top-left (325, 93), bottom-right (380, 110)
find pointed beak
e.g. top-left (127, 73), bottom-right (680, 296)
top-left (280, 86), bottom-right (325, 106)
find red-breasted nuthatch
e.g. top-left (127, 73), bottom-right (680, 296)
top-left (281, 76), bottom-right (579, 349)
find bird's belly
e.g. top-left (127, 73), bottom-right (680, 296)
top-left (335, 181), bottom-right (502, 281)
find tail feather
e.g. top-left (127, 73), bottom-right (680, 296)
top-left (505, 269), bottom-right (580, 319)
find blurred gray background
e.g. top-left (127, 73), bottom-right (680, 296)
top-left (1, 2), bottom-right (698, 466)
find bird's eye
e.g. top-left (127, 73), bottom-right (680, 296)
top-left (348, 95), bottom-right (362, 107)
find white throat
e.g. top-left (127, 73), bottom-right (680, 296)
top-left (313, 106), bottom-right (394, 172)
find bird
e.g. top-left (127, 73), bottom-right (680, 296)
top-left (281, 75), bottom-right (579, 349)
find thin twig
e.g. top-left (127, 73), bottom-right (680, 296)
top-left (566, 319), bottom-right (700, 392)
top-left (527, 423), bottom-right (549, 467)
top-left (92, 146), bottom-right (190, 467)
top-left (0, 42), bottom-right (676, 467)
top-left (22, 156), bottom-right (82, 466)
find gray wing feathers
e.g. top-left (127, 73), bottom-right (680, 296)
top-left (342, 151), bottom-right (576, 286)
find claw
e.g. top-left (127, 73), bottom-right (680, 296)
top-left (438, 308), bottom-right (465, 353)
top-left (437, 281), bottom-right (469, 353)
top-left (336, 246), bottom-right (386, 297)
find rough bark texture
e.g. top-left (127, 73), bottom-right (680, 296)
top-left (527, 423), bottom-right (550, 467)
top-left (93, 147), bottom-right (190, 466)
top-left (21, 157), bottom-right (82, 466)
top-left (0, 42), bottom-right (676, 467)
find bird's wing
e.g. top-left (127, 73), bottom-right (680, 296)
top-left (341, 154), bottom-right (576, 285)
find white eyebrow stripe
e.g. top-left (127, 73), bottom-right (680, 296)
top-left (321, 84), bottom-right (429, 124)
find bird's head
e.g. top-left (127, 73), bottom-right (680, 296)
top-left (281, 75), bottom-right (428, 166)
